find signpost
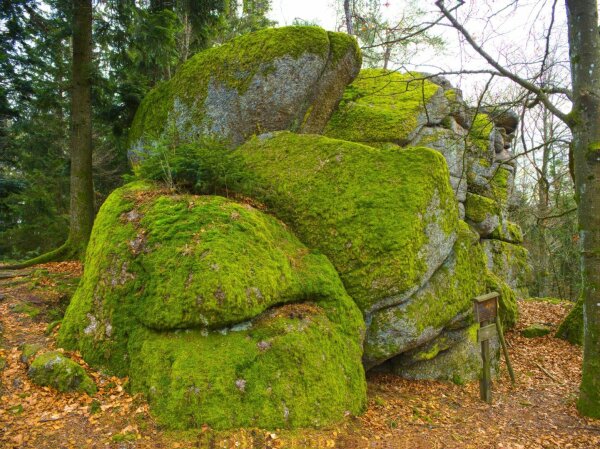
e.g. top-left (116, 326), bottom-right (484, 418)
top-left (473, 291), bottom-right (515, 404)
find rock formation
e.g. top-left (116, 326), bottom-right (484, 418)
top-left (59, 26), bottom-right (531, 430)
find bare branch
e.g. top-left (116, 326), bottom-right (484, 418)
top-left (435, 0), bottom-right (570, 124)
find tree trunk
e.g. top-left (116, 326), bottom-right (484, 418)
top-left (566, 0), bottom-right (600, 417)
top-left (344, 0), bottom-right (354, 35)
top-left (69, 0), bottom-right (95, 258)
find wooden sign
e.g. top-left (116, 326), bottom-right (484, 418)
top-left (473, 292), bottom-right (499, 323)
top-left (473, 291), bottom-right (515, 405)
top-left (477, 323), bottom-right (497, 342)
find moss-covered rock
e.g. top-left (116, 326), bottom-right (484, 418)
top-left (464, 193), bottom-right (501, 237)
top-left (234, 131), bottom-right (459, 313)
top-left (490, 220), bottom-right (524, 244)
top-left (486, 271), bottom-right (519, 329)
top-left (20, 343), bottom-right (43, 365)
top-left (131, 302), bottom-right (366, 430)
top-left (129, 26), bottom-right (361, 153)
top-left (324, 69), bottom-right (447, 146)
top-left (27, 351), bottom-right (96, 395)
top-left (482, 239), bottom-right (532, 298)
top-left (521, 324), bottom-right (552, 338)
top-left (556, 298), bottom-right (583, 345)
top-left (389, 323), bottom-right (491, 384)
top-left (59, 182), bottom-right (366, 429)
top-left (363, 222), bottom-right (488, 367)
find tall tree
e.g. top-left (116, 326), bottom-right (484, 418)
top-left (565, 0), bottom-right (600, 417)
top-left (436, 0), bottom-right (600, 417)
top-left (68, 0), bottom-right (95, 258)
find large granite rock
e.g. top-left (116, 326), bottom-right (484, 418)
top-left (129, 26), bottom-right (361, 154)
top-left (234, 131), bottom-right (459, 314)
top-left (363, 222), bottom-right (493, 368)
top-left (58, 183), bottom-right (366, 430)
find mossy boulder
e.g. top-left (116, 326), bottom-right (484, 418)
top-left (58, 182), bottom-right (366, 429)
top-left (362, 221), bottom-right (490, 367)
top-left (131, 302), bottom-right (366, 429)
top-left (20, 343), bottom-right (43, 365)
top-left (129, 26), bottom-right (361, 153)
top-left (27, 351), bottom-right (96, 395)
top-left (490, 220), bottom-right (523, 244)
top-left (388, 323), bottom-right (495, 384)
top-left (482, 239), bottom-right (532, 298)
top-left (324, 68), bottom-right (449, 146)
top-left (234, 131), bottom-right (459, 313)
top-left (410, 127), bottom-right (467, 202)
top-left (556, 298), bottom-right (583, 345)
top-left (521, 324), bottom-right (552, 338)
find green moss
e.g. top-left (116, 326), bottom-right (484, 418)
top-left (444, 89), bottom-right (457, 101)
top-left (27, 351), bottom-right (97, 395)
top-left (486, 272), bottom-right (518, 329)
top-left (556, 297), bottom-right (583, 345)
top-left (324, 68), bottom-right (441, 145)
top-left (20, 343), bottom-right (43, 365)
top-left (129, 26), bottom-right (359, 148)
top-left (58, 182), bottom-right (366, 429)
top-left (130, 301), bottom-right (366, 430)
top-left (490, 221), bottom-right (524, 244)
top-left (328, 31), bottom-right (362, 65)
top-left (235, 132), bottom-right (459, 312)
top-left (521, 324), bottom-right (552, 338)
top-left (11, 302), bottom-right (42, 319)
top-left (489, 166), bottom-right (511, 205)
top-left (468, 113), bottom-right (494, 155)
top-left (465, 193), bottom-right (499, 224)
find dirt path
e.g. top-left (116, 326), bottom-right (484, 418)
top-left (1, 263), bottom-right (599, 449)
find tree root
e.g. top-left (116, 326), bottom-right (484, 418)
top-left (1, 240), bottom-right (81, 270)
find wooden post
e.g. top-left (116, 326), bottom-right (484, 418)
top-left (474, 292), bottom-right (499, 404)
top-left (480, 319), bottom-right (492, 403)
top-left (496, 318), bottom-right (516, 385)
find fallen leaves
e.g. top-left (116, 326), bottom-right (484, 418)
top-left (0, 266), bottom-right (599, 448)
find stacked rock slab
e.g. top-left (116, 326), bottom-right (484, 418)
top-left (59, 27), bottom-right (531, 430)
top-left (323, 68), bottom-right (527, 381)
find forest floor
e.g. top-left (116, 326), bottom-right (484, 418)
top-left (0, 262), bottom-right (599, 449)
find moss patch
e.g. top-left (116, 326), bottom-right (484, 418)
top-left (130, 301), bottom-right (366, 430)
top-left (521, 324), bottom-right (552, 338)
top-left (235, 131), bottom-right (459, 312)
top-left (28, 351), bottom-right (96, 395)
top-left (556, 298), bottom-right (583, 345)
top-left (465, 193), bottom-right (499, 224)
top-left (324, 68), bottom-right (442, 145)
top-left (468, 113), bottom-right (494, 156)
